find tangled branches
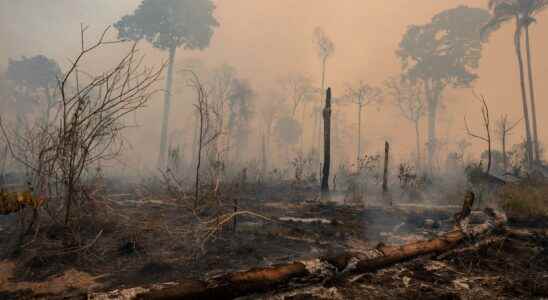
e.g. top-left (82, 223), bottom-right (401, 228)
top-left (0, 25), bottom-right (164, 228)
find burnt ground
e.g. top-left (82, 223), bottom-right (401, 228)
top-left (0, 183), bottom-right (547, 299)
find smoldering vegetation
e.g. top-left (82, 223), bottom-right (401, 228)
top-left (1, 1), bottom-right (548, 299)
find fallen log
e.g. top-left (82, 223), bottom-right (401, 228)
top-left (90, 263), bottom-right (309, 300)
top-left (89, 199), bottom-right (507, 300)
top-left (323, 207), bottom-right (507, 275)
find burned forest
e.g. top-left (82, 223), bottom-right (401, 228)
top-left (2, 1), bottom-right (548, 299)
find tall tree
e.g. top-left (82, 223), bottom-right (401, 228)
top-left (115, 0), bottom-right (219, 168)
top-left (313, 27), bottom-right (335, 151)
top-left (483, 0), bottom-right (548, 164)
top-left (398, 6), bottom-right (491, 173)
top-left (227, 78), bottom-right (254, 163)
top-left (260, 92), bottom-right (281, 173)
top-left (344, 81), bottom-right (382, 162)
top-left (6, 55), bottom-right (61, 123)
top-left (321, 88), bottom-right (332, 194)
top-left (385, 76), bottom-right (426, 171)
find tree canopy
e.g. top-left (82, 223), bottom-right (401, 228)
top-left (114, 0), bottom-right (219, 50)
top-left (398, 6), bottom-right (492, 88)
top-left (4, 55), bottom-right (61, 116)
top-left (7, 55), bottom-right (61, 91)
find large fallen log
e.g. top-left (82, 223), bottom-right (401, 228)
top-left (89, 200), bottom-right (507, 300)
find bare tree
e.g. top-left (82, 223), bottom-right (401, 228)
top-left (184, 70), bottom-right (221, 209)
top-left (1, 26), bottom-right (163, 225)
top-left (464, 92), bottom-right (492, 174)
top-left (279, 73), bottom-right (315, 117)
top-left (209, 64), bottom-right (236, 164)
top-left (313, 27), bottom-right (335, 151)
top-left (321, 88), bottom-right (332, 194)
top-left (385, 76), bottom-right (425, 171)
top-left (495, 115), bottom-right (521, 173)
top-left (344, 81), bottom-right (382, 162)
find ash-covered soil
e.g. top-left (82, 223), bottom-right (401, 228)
top-left (1, 185), bottom-right (547, 299)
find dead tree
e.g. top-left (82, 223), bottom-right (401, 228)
top-left (185, 70), bottom-right (221, 209)
top-left (495, 115), bottom-right (521, 172)
top-left (321, 88), bottom-right (331, 194)
top-left (313, 27), bottom-right (335, 153)
top-left (464, 92), bottom-right (492, 174)
top-left (382, 141), bottom-right (390, 194)
top-left (1, 25), bottom-right (163, 225)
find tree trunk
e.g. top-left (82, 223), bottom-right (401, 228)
top-left (514, 22), bottom-right (534, 169)
top-left (261, 132), bottom-right (267, 174)
top-left (502, 130), bottom-right (508, 173)
top-left (158, 46), bottom-right (177, 169)
top-left (426, 97), bottom-right (438, 174)
top-left (318, 58), bottom-right (327, 157)
top-left (415, 121), bottom-right (421, 172)
top-left (357, 104), bottom-right (362, 163)
top-left (525, 25), bottom-right (540, 163)
top-left (382, 141), bottom-right (389, 194)
top-left (64, 178), bottom-right (74, 225)
top-left (487, 133), bottom-right (492, 175)
top-left (191, 113), bottom-right (199, 167)
top-left (195, 107), bottom-right (205, 209)
top-left (44, 88), bottom-right (53, 126)
top-left (300, 102), bottom-right (306, 150)
top-left (321, 88), bottom-right (331, 194)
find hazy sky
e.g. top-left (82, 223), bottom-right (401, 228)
top-left (1, 1), bottom-right (547, 168)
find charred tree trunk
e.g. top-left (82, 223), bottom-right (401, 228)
top-left (382, 141), bottom-right (389, 193)
top-left (321, 88), bottom-right (332, 194)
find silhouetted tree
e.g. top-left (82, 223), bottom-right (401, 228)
top-left (344, 81), bottom-right (382, 163)
top-left (321, 88), bottom-right (332, 194)
top-left (114, 0), bottom-right (219, 168)
top-left (313, 27), bottom-right (334, 151)
top-left (385, 76), bottom-right (425, 171)
top-left (482, 0), bottom-right (547, 164)
top-left (465, 93), bottom-right (493, 174)
top-left (275, 116), bottom-right (302, 155)
top-left (398, 6), bottom-right (491, 173)
top-left (279, 73), bottom-right (315, 117)
top-left (6, 55), bottom-right (61, 123)
top-left (209, 64), bottom-right (236, 164)
top-left (227, 78), bottom-right (254, 163)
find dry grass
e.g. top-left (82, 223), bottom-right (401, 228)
top-left (497, 183), bottom-right (548, 220)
